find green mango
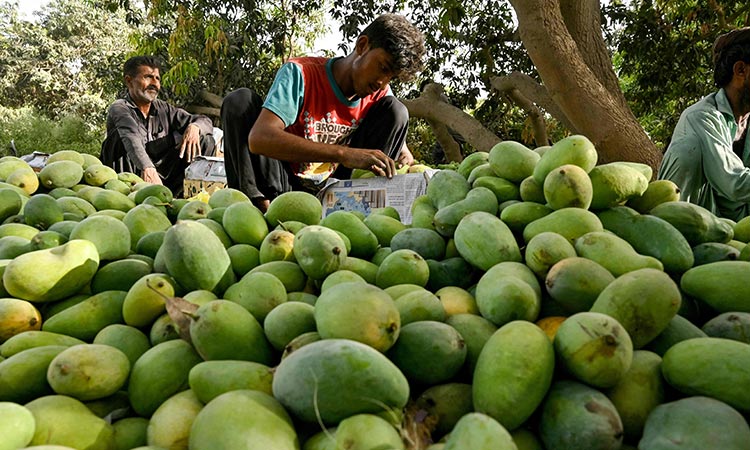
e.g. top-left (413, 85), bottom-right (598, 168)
top-left (680, 261), bottom-right (750, 312)
top-left (472, 175), bottom-right (521, 204)
top-left (445, 314), bottom-right (496, 374)
top-left (545, 256), bottom-right (615, 313)
top-left (524, 231), bottom-right (577, 279)
top-left (375, 248), bottom-right (430, 289)
top-left (292, 225), bottom-right (347, 281)
top-left (466, 163), bottom-right (496, 184)
top-left (0, 331), bottom-right (84, 358)
top-left (337, 256), bottom-right (379, 284)
top-left (597, 206), bottom-right (694, 274)
top-left (82, 164), bottom-right (117, 187)
top-left (0, 401), bottom-right (35, 450)
top-left (533, 135), bottom-right (598, 184)
top-left (591, 268), bottom-right (682, 348)
top-left (42, 291), bottom-right (126, 341)
top-left (488, 140), bottom-right (540, 183)
top-left (386, 320), bottom-right (466, 385)
top-left (25, 395), bottom-right (115, 449)
top-left (69, 215), bottom-right (130, 261)
top-left (122, 273), bottom-right (176, 328)
top-left (133, 184), bottom-right (173, 204)
top-left (433, 186), bottom-right (498, 237)
top-left (128, 339), bottom-right (203, 417)
top-left (248, 261), bottom-right (307, 292)
top-left (702, 311), bottom-right (750, 343)
top-left (645, 314), bottom-right (707, 356)
top-left (93, 324), bottom-right (151, 368)
top-left (207, 187), bottom-right (250, 208)
top-left (604, 350), bottom-right (665, 442)
top-left (24, 193), bottom-right (64, 230)
top-left (363, 213), bottom-right (407, 247)
top-left (47, 343), bottom-right (130, 401)
top-left (272, 339), bottom-right (409, 424)
top-left (0, 188), bottom-right (23, 223)
top-left (410, 194), bottom-right (438, 231)
top-left (415, 383), bottom-right (474, 438)
top-left (263, 301), bottom-right (316, 350)
top-left (320, 210), bottom-right (380, 259)
top-left (639, 396), bottom-right (750, 450)
top-left (162, 220), bottom-right (236, 294)
top-left (123, 204), bottom-right (172, 251)
top-left (444, 412), bottom-right (516, 450)
top-left (90, 259), bottom-right (152, 294)
top-left (190, 300), bottom-right (274, 364)
top-left (543, 163), bottom-right (593, 210)
top-left (454, 210), bottom-right (521, 271)
top-left (588, 162), bottom-right (649, 210)
top-left (662, 337), bottom-right (750, 412)
top-left (112, 417), bottom-right (148, 450)
top-left (427, 169), bottom-right (471, 210)
top-left (47, 150), bottom-right (84, 166)
top-left (554, 312), bottom-right (634, 388)
top-left (457, 151), bottom-right (490, 179)
top-left (539, 381), bottom-right (623, 450)
top-left (335, 414), bottom-right (404, 450)
top-left (38, 161), bottom-right (84, 189)
top-left (626, 179), bottom-right (681, 213)
top-left (222, 201), bottom-right (269, 247)
top-left (146, 390), bottom-right (202, 450)
top-left (0, 345), bottom-right (67, 402)
top-left (92, 189), bottom-right (136, 212)
top-left (574, 231), bottom-right (663, 277)
top-left (188, 360), bottom-right (273, 403)
top-left (264, 191), bottom-right (321, 226)
top-left (3, 239), bottom-right (98, 303)
top-left (224, 271), bottom-right (287, 322)
top-left (473, 320), bottom-right (554, 430)
top-left (650, 200), bottom-right (733, 245)
top-left (523, 207), bottom-right (603, 244)
top-left (189, 390), bottom-right (298, 450)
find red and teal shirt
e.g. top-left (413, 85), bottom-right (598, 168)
top-left (262, 56), bottom-right (391, 186)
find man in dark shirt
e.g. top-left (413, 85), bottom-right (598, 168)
top-left (100, 55), bottom-right (215, 197)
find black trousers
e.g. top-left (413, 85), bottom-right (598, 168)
top-left (101, 132), bottom-right (215, 198)
top-left (220, 87), bottom-right (409, 201)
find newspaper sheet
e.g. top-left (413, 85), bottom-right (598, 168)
top-left (317, 170), bottom-right (438, 224)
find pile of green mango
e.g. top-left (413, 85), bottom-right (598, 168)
top-left (0, 142), bottom-right (749, 450)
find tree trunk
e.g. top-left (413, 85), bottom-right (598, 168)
top-left (508, 0), bottom-right (662, 173)
top-left (402, 83), bottom-right (501, 156)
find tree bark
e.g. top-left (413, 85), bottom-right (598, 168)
top-left (402, 83), bottom-right (501, 154)
top-left (508, 0), bottom-right (662, 172)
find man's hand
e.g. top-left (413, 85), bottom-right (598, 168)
top-left (179, 123), bottom-right (202, 163)
top-left (142, 167), bottom-right (163, 185)
top-left (342, 149), bottom-right (397, 178)
top-left (397, 145), bottom-right (415, 168)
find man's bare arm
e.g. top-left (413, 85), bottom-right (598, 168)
top-left (248, 109), bottom-right (396, 178)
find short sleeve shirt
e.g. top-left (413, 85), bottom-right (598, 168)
top-left (261, 57), bottom-right (390, 185)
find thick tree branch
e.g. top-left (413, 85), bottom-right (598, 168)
top-left (509, 0), bottom-right (661, 170)
top-left (401, 83), bottom-right (501, 153)
top-left (490, 72), bottom-right (577, 134)
top-left (198, 90), bottom-right (224, 108)
top-left (185, 105), bottom-right (220, 118)
top-left (504, 88), bottom-right (549, 147)
top-left (428, 119), bottom-right (463, 163)
top-left (560, 0), bottom-right (624, 101)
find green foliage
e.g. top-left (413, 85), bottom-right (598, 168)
top-left (0, 0), bottom-right (135, 122)
top-left (0, 106), bottom-right (104, 157)
top-left (112, 0), bottom-right (330, 104)
top-left (608, 0), bottom-right (750, 149)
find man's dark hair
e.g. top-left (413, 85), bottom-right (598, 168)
top-left (713, 27), bottom-right (750, 87)
top-left (123, 55), bottom-right (161, 78)
top-left (360, 14), bottom-right (425, 82)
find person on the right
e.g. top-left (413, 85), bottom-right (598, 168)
top-left (658, 27), bottom-right (750, 221)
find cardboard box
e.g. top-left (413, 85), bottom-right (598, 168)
top-left (183, 156), bottom-right (227, 198)
top-left (317, 171), bottom-right (436, 224)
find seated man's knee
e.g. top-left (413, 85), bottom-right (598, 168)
top-left (379, 96), bottom-right (409, 126)
top-left (221, 88), bottom-right (262, 117)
